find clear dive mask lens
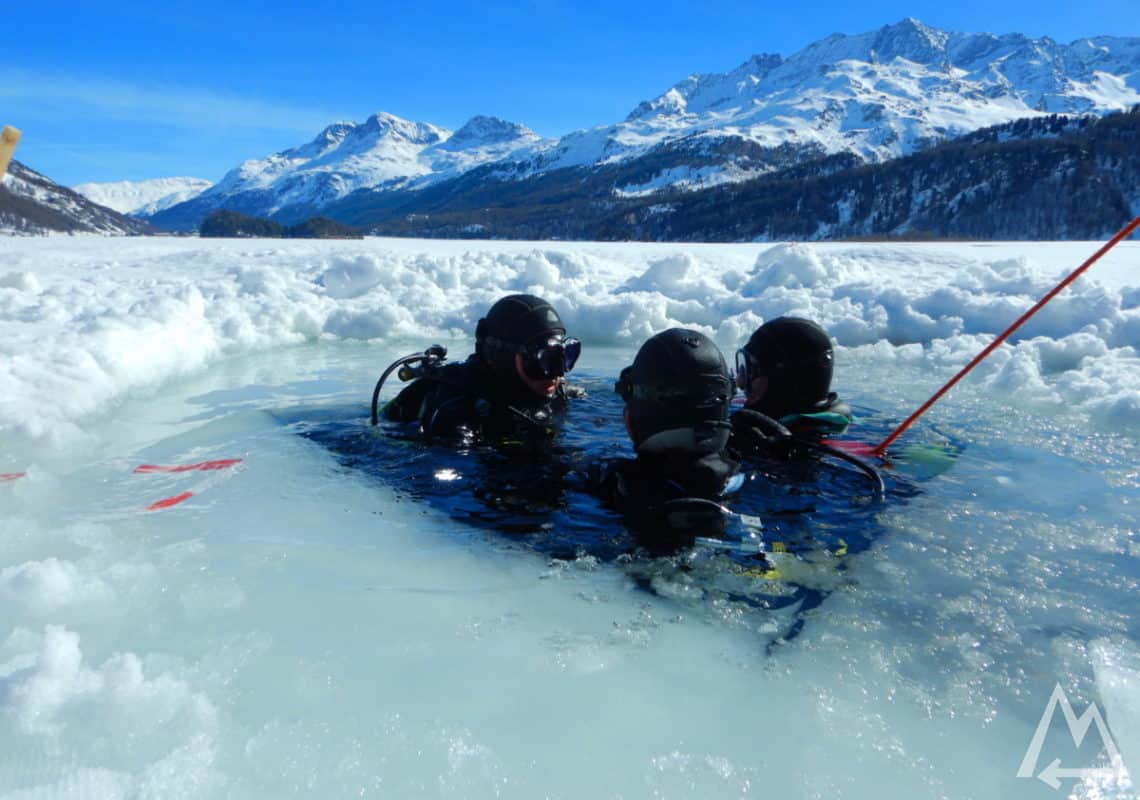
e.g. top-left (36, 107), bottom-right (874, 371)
top-left (735, 348), bottom-right (757, 390)
top-left (523, 337), bottom-right (581, 379)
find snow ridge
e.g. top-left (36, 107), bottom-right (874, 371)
top-left (579, 18), bottom-right (1140, 184)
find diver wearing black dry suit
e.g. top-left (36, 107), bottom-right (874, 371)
top-left (731, 317), bottom-right (853, 455)
top-left (591, 328), bottom-right (742, 551)
top-left (729, 316), bottom-right (885, 495)
top-left (381, 294), bottom-right (582, 440)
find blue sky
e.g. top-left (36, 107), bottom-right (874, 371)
top-left (4, 0), bottom-right (1135, 186)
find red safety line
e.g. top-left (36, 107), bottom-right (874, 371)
top-left (873, 217), bottom-right (1140, 456)
top-left (144, 491), bottom-right (194, 511)
top-left (1, 472), bottom-right (26, 482)
top-left (134, 459), bottom-right (242, 474)
top-left (822, 440), bottom-right (878, 457)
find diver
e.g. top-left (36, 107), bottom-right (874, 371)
top-left (590, 328), bottom-right (742, 552)
top-left (731, 316), bottom-right (884, 495)
top-left (731, 317), bottom-right (850, 455)
top-left (735, 317), bottom-right (852, 435)
top-left (378, 294), bottom-right (581, 442)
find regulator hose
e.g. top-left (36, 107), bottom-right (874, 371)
top-left (369, 345), bottom-right (448, 426)
top-left (731, 408), bottom-right (885, 500)
top-left (793, 437), bottom-right (886, 500)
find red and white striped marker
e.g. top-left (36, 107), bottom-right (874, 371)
top-left (134, 459), bottom-right (242, 474)
top-left (144, 491), bottom-right (195, 511)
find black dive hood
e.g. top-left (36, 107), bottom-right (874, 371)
top-left (741, 317), bottom-right (834, 419)
top-left (617, 328), bottom-right (734, 451)
top-left (475, 294), bottom-right (566, 393)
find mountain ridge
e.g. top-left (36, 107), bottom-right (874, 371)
top-left (147, 18), bottom-right (1140, 232)
top-left (335, 107), bottom-right (1140, 242)
top-left (2, 161), bottom-right (153, 236)
top-left (154, 112), bottom-right (542, 229)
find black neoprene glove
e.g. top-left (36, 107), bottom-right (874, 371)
top-left (730, 408), bottom-right (794, 457)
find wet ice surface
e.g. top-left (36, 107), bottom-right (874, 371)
top-left (1, 237), bottom-right (1139, 798)
top-left (1, 342), bottom-right (1136, 799)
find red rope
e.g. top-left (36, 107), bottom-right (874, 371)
top-left (873, 217), bottom-right (1140, 456)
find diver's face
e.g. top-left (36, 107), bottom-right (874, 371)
top-left (515, 354), bottom-right (561, 398)
top-left (735, 348), bottom-right (768, 408)
top-left (744, 374), bottom-right (768, 407)
top-left (734, 350), bottom-right (770, 410)
top-left (736, 363), bottom-right (769, 407)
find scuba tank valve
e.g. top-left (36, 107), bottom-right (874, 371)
top-left (396, 345), bottom-right (447, 382)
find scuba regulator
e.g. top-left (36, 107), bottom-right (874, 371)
top-left (370, 344), bottom-right (448, 426)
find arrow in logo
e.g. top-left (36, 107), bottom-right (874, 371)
top-left (1036, 758), bottom-right (1119, 790)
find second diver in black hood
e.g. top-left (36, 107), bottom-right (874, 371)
top-left (590, 328), bottom-right (742, 552)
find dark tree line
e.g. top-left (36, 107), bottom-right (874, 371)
top-left (198, 209), bottom-right (362, 239)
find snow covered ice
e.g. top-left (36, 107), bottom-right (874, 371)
top-left (1, 235), bottom-right (1139, 798)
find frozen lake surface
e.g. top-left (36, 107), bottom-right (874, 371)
top-left (1, 236), bottom-right (1139, 798)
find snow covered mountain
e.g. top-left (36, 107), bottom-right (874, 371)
top-left (1, 161), bottom-right (152, 236)
top-left (72, 177), bottom-right (212, 216)
top-left (330, 104), bottom-right (1140, 241)
top-left (543, 18), bottom-right (1140, 192)
top-left (150, 114), bottom-right (542, 229)
top-left (151, 18), bottom-right (1140, 231)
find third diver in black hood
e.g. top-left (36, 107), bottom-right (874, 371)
top-left (383, 294), bottom-right (581, 441)
top-left (730, 317), bottom-right (853, 457)
top-left (731, 316), bottom-right (887, 496)
top-left (735, 317), bottom-right (851, 434)
top-left (734, 316), bottom-right (852, 449)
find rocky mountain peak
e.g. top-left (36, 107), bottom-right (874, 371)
top-left (449, 115), bottom-right (535, 146)
top-left (362, 112), bottom-right (446, 145)
top-left (2, 160), bottom-right (153, 235)
top-left (871, 17), bottom-right (949, 61)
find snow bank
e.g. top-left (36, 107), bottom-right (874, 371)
top-left (1092, 638), bottom-right (1140, 785)
top-left (2, 237), bottom-right (1139, 457)
top-left (0, 624), bottom-right (218, 796)
top-left (0, 625), bottom-right (213, 734)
